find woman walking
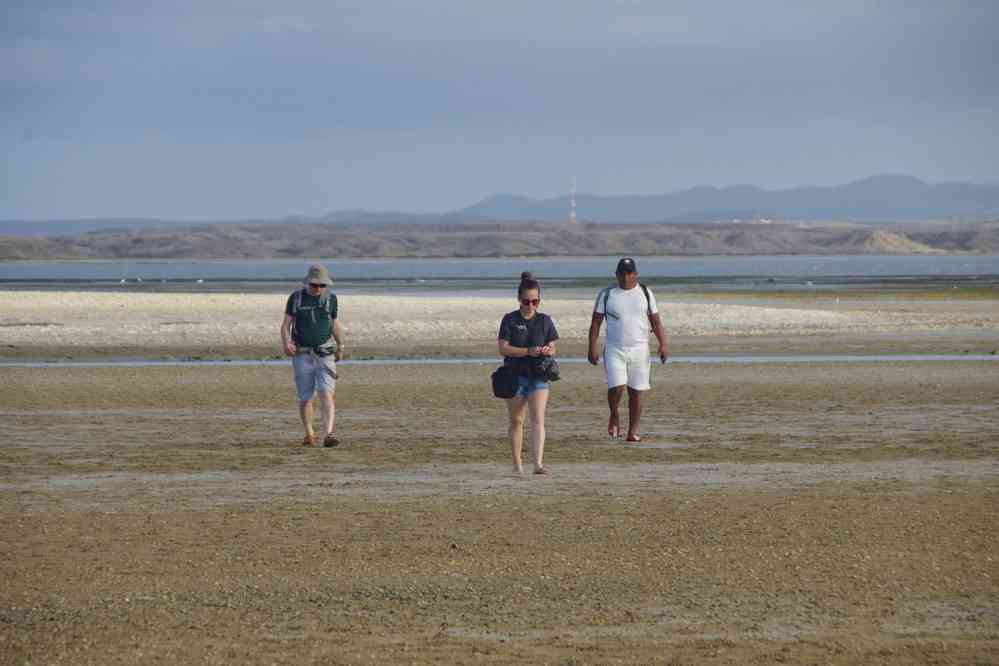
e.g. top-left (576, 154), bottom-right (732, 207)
top-left (497, 272), bottom-right (559, 475)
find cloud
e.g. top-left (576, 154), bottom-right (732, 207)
top-left (1, 1), bottom-right (997, 217)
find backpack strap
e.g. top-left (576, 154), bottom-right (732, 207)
top-left (289, 288), bottom-right (303, 341)
top-left (602, 284), bottom-right (652, 318)
top-left (601, 286), bottom-right (618, 320)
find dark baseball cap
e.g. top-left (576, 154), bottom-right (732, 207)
top-left (616, 257), bottom-right (637, 273)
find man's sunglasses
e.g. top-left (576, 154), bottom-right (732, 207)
top-left (520, 298), bottom-right (540, 306)
top-left (308, 283), bottom-right (326, 289)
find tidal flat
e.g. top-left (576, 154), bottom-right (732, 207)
top-left (2, 350), bottom-right (998, 663)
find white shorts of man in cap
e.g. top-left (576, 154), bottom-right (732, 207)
top-left (280, 264), bottom-right (344, 447)
top-left (587, 257), bottom-right (669, 443)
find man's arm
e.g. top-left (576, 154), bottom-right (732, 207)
top-left (648, 312), bottom-right (668, 363)
top-left (587, 312), bottom-right (604, 365)
top-left (280, 314), bottom-right (296, 356)
top-left (332, 318), bottom-right (344, 361)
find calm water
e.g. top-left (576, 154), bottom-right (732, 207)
top-left (2, 355), bottom-right (996, 369)
top-left (2, 255), bottom-right (998, 286)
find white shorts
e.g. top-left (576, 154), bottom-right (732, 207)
top-left (292, 351), bottom-right (337, 401)
top-left (603, 344), bottom-right (651, 391)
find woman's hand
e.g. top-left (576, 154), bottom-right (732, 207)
top-left (539, 344), bottom-right (555, 356)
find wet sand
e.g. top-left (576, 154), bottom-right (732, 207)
top-left (3, 347), bottom-right (998, 662)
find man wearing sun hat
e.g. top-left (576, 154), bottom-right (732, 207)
top-left (587, 257), bottom-right (669, 443)
top-left (280, 264), bottom-right (344, 447)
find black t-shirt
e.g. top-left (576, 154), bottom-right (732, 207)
top-left (497, 311), bottom-right (559, 375)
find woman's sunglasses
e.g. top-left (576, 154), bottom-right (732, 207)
top-left (520, 298), bottom-right (540, 306)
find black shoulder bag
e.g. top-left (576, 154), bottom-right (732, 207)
top-left (491, 365), bottom-right (519, 399)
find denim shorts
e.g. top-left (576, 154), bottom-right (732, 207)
top-left (514, 375), bottom-right (550, 397)
top-left (292, 351), bottom-right (337, 401)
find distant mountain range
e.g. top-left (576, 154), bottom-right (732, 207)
top-left (1, 175), bottom-right (997, 238)
top-left (457, 175), bottom-right (999, 223)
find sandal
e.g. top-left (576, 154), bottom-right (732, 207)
top-left (323, 433), bottom-right (341, 448)
top-left (302, 434), bottom-right (318, 447)
top-left (626, 434), bottom-right (642, 443)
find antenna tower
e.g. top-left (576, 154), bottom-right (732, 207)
top-left (569, 177), bottom-right (577, 224)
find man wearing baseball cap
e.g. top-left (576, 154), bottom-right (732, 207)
top-left (587, 257), bottom-right (669, 443)
top-left (280, 264), bottom-right (344, 447)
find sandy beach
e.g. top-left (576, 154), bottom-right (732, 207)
top-left (1, 287), bottom-right (998, 359)
top-left (2, 287), bottom-right (998, 663)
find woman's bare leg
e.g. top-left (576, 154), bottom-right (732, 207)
top-left (506, 396), bottom-right (527, 474)
top-left (528, 388), bottom-right (550, 473)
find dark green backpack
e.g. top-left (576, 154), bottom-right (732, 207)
top-left (290, 288), bottom-right (337, 354)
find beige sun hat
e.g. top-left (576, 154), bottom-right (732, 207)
top-left (303, 264), bottom-right (332, 286)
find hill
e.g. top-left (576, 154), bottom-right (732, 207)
top-left (458, 175), bottom-right (999, 222)
top-left (2, 220), bottom-right (997, 260)
top-left (3, 175), bottom-right (998, 240)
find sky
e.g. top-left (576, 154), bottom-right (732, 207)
top-left (2, 1), bottom-right (997, 220)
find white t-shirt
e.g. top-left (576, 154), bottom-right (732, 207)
top-left (594, 285), bottom-right (659, 348)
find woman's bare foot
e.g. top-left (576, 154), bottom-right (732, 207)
top-left (513, 464), bottom-right (524, 476)
top-left (626, 433), bottom-right (642, 443)
top-left (533, 466), bottom-right (551, 476)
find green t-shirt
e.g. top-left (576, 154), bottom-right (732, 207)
top-left (285, 290), bottom-right (338, 348)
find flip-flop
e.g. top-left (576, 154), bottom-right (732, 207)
top-left (302, 434), bottom-right (318, 447)
top-left (626, 434), bottom-right (642, 443)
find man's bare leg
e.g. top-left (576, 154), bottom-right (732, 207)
top-left (626, 387), bottom-right (644, 442)
top-left (506, 396), bottom-right (527, 474)
top-left (299, 397), bottom-right (316, 443)
top-left (607, 385), bottom-right (625, 438)
top-left (318, 390), bottom-right (335, 438)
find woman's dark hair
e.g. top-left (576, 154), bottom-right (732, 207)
top-left (518, 271), bottom-right (541, 299)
